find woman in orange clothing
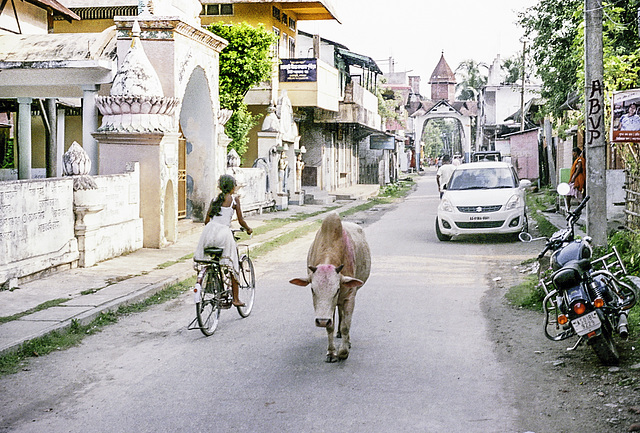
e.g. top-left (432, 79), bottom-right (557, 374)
top-left (566, 147), bottom-right (585, 211)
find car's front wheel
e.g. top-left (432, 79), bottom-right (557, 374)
top-left (435, 217), bottom-right (452, 241)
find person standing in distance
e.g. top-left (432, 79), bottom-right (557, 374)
top-left (436, 155), bottom-right (456, 199)
top-left (565, 147), bottom-right (585, 211)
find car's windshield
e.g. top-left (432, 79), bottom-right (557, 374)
top-left (447, 167), bottom-right (517, 190)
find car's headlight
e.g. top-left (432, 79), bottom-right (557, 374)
top-left (505, 194), bottom-right (521, 210)
top-left (440, 198), bottom-right (454, 213)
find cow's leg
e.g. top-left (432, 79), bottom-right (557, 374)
top-left (325, 318), bottom-right (338, 363)
top-left (336, 305), bottom-right (343, 339)
top-left (337, 299), bottom-right (355, 360)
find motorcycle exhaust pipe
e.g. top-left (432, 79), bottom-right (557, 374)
top-left (618, 313), bottom-right (629, 340)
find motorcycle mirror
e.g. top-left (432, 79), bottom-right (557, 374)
top-left (519, 232), bottom-right (533, 242)
top-left (556, 182), bottom-right (571, 196)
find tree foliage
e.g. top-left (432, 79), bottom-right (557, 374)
top-left (208, 22), bottom-right (278, 156)
top-left (518, 0), bottom-right (583, 119)
top-left (455, 59), bottom-right (487, 101)
top-left (518, 0), bottom-right (640, 120)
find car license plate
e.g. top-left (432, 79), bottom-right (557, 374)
top-left (469, 216), bottom-right (490, 221)
top-left (571, 311), bottom-right (601, 335)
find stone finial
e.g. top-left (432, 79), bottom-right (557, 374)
top-left (94, 20), bottom-right (179, 133)
top-left (63, 141), bottom-right (91, 176)
top-left (261, 103), bottom-right (280, 132)
top-left (63, 141), bottom-right (98, 190)
top-left (227, 149), bottom-right (241, 168)
top-left (218, 108), bottom-right (233, 126)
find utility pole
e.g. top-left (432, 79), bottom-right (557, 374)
top-left (584, 0), bottom-right (607, 246)
top-left (520, 39), bottom-right (526, 132)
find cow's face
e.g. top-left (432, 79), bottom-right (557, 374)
top-left (290, 264), bottom-right (363, 328)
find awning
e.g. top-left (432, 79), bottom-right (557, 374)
top-left (25, 0), bottom-right (81, 21)
top-left (335, 47), bottom-right (382, 75)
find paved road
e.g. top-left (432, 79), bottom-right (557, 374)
top-left (0, 173), bottom-right (534, 432)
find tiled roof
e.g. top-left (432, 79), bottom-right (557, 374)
top-left (429, 53), bottom-right (455, 84)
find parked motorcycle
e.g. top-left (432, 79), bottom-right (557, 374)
top-left (520, 183), bottom-right (639, 365)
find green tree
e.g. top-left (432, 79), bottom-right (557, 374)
top-left (502, 54), bottom-right (524, 85)
top-left (518, 0), bottom-right (583, 119)
top-left (422, 118), bottom-right (461, 158)
top-left (207, 22), bottom-right (278, 156)
top-left (518, 0), bottom-right (640, 119)
top-left (455, 59), bottom-right (487, 101)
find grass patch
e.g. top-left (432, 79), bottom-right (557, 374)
top-left (525, 187), bottom-right (559, 238)
top-left (0, 278), bottom-right (194, 377)
top-left (505, 274), bottom-right (545, 311)
top-left (157, 254), bottom-right (194, 270)
top-left (250, 220), bottom-right (322, 258)
top-left (0, 298), bottom-right (69, 325)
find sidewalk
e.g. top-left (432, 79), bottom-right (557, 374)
top-left (0, 184), bottom-right (380, 356)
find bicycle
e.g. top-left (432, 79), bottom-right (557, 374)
top-left (188, 229), bottom-right (255, 336)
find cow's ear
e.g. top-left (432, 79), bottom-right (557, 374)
top-left (340, 276), bottom-right (364, 289)
top-left (289, 278), bottom-right (310, 287)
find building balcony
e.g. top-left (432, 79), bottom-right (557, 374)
top-left (314, 81), bottom-right (381, 131)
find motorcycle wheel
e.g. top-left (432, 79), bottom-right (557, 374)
top-left (588, 328), bottom-right (620, 365)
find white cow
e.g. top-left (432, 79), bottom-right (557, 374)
top-left (290, 212), bottom-right (371, 362)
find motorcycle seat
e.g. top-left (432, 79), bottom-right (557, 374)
top-left (553, 259), bottom-right (591, 288)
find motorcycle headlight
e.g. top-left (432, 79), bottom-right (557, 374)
top-left (506, 194), bottom-right (521, 210)
top-left (440, 198), bottom-right (454, 213)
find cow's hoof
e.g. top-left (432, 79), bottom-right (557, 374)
top-left (336, 331), bottom-right (342, 339)
top-left (325, 354), bottom-right (338, 363)
top-left (337, 349), bottom-right (349, 360)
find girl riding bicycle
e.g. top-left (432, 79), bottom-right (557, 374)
top-left (194, 174), bottom-right (253, 307)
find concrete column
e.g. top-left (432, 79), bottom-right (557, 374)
top-left (45, 98), bottom-right (57, 178)
top-left (584, 0), bottom-right (607, 246)
top-left (57, 107), bottom-right (66, 176)
top-left (82, 85), bottom-right (100, 175)
top-left (17, 97), bottom-right (32, 180)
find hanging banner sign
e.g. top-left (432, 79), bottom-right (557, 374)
top-left (279, 59), bottom-right (317, 82)
top-left (370, 134), bottom-right (395, 150)
top-left (611, 88), bottom-right (640, 143)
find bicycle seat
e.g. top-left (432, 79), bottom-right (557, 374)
top-left (204, 247), bottom-right (223, 258)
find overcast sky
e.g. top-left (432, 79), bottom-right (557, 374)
top-left (299, 0), bottom-right (537, 83)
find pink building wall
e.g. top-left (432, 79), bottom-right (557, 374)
top-left (509, 129), bottom-right (539, 180)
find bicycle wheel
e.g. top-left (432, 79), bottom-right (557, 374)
top-left (237, 255), bottom-right (255, 317)
top-left (196, 268), bottom-right (222, 336)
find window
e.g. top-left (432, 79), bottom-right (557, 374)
top-left (288, 36), bottom-right (296, 58)
top-left (282, 13), bottom-right (288, 25)
top-left (201, 4), bottom-right (233, 16)
top-left (289, 17), bottom-right (296, 31)
top-left (272, 6), bottom-right (280, 20)
top-left (272, 27), bottom-right (280, 57)
top-left (282, 32), bottom-right (288, 56)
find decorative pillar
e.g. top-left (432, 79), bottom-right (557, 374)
top-left (82, 85), bottom-right (100, 175)
top-left (93, 20), bottom-right (180, 248)
top-left (17, 97), bottom-right (32, 180)
top-left (45, 98), bottom-right (58, 178)
top-left (56, 106), bottom-right (66, 177)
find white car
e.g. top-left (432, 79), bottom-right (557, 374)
top-left (435, 161), bottom-right (530, 241)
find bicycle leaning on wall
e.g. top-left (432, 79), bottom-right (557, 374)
top-left (188, 229), bottom-right (255, 336)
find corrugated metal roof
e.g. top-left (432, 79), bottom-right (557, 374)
top-left (27, 0), bottom-right (81, 21)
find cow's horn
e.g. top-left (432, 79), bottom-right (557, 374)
top-left (336, 265), bottom-right (344, 274)
top-left (309, 266), bottom-right (317, 273)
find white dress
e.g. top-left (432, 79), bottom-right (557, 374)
top-left (194, 196), bottom-right (239, 277)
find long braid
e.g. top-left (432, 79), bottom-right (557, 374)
top-left (207, 174), bottom-right (236, 219)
